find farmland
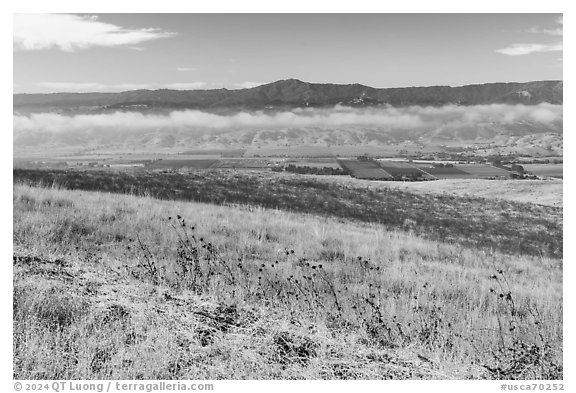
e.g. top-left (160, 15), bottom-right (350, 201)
top-left (337, 160), bottom-right (393, 180)
top-left (523, 164), bottom-right (563, 179)
top-left (180, 149), bottom-right (246, 157)
top-left (145, 159), bottom-right (219, 170)
top-left (379, 162), bottom-right (512, 180)
top-left (455, 165), bottom-right (511, 178)
top-left (245, 146), bottom-right (333, 157)
top-left (14, 148), bottom-right (567, 184)
top-left (375, 160), bottom-right (432, 180)
top-left (215, 159), bottom-right (279, 170)
top-left (416, 166), bottom-right (472, 179)
top-left (283, 158), bottom-right (342, 169)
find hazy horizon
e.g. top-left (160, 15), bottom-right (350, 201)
top-left (13, 77), bottom-right (565, 95)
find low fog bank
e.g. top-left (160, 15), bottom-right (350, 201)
top-left (14, 104), bottom-right (562, 135)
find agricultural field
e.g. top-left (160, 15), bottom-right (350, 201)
top-left (215, 159), bottom-right (280, 170)
top-left (338, 160), bottom-right (393, 180)
top-left (245, 146), bottom-right (333, 158)
top-left (455, 165), bottom-right (511, 178)
top-left (328, 145), bottom-right (399, 157)
top-left (244, 144), bottom-right (438, 158)
top-left (180, 149), bottom-right (246, 157)
top-left (523, 164), bottom-right (563, 179)
top-left (283, 158), bottom-right (343, 169)
top-left (411, 164), bottom-right (513, 179)
top-left (417, 166), bottom-right (473, 179)
top-left (145, 159), bottom-right (219, 170)
top-left (171, 154), bottom-right (223, 160)
top-left (13, 181), bottom-right (563, 379)
top-left (376, 160), bottom-right (432, 179)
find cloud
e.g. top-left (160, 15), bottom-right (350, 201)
top-left (234, 81), bottom-right (264, 89)
top-left (36, 82), bottom-right (152, 92)
top-left (14, 14), bottom-right (175, 51)
top-left (161, 82), bottom-right (207, 90)
top-left (496, 43), bottom-right (563, 56)
top-left (525, 26), bottom-right (563, 36)
top-left (35, 82), bottom-right (207, 92)
top-left (13, 104), bottom-right (562, 136)
top-left (497, 16), bottom-right (562, 56)
top-left (525, 16), bottom-right (563, 36)
top-left (177, 67), bottom-right (198, 72)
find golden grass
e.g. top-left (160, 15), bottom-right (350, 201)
top-left (13, 184), bottom-right (563, 379)
top-left (307, 176), bottom-right (563, 208)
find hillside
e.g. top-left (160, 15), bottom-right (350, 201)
top-left (13, 168), bottom-right (563, 259)
top-left (311, 177), bottom-right (563, 208)
top-left (14, 79), bottom-right (563, 113)
top-left (13, 184), bottom-right (563, 379)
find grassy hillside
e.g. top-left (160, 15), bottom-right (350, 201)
top-left (13, 184), bottom-right (562, 379)
top-left (311, 176), bottom-right (563, 208)
top-left (13, 169), bottom-right (563, 259)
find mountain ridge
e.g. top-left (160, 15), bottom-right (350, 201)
top-left (14, 79), bottom-right (563, 114)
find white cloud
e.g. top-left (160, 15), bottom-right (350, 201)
top-left (35, 82), bottom-right (208, 92)
top-left (526, 16), bottom-right (563, 37)
top-left (498, 16), bottom-right (562, 56)
top-left (176, 67), bottom-right (198, 72)
top-left (160, 82), bottom-right (207, 90)
top-left (36, 82), bottom-right (152, 92)
top-left (14, 14), bottom-right (175, 52)
top-left (496, 43), bottom-right (563, 56)
top-left (13, 104), bottom-right (562, 135)
top-left (234, 81), bottom-right (264, 89)
top-left (525, 26), bottom-right (563, 36)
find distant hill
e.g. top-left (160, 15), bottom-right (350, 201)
top-left (13, 79), bottom-right (563, 114)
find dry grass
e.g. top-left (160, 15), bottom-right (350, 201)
top-left (310, 176), bottom-right (563, 208)
top-left (13, 169), bottom-right (563, 259)
top-left (13, 184), bottom-right (563, 379)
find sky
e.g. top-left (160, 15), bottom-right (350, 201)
top-left (13, 13), bottom-right (563, 93)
